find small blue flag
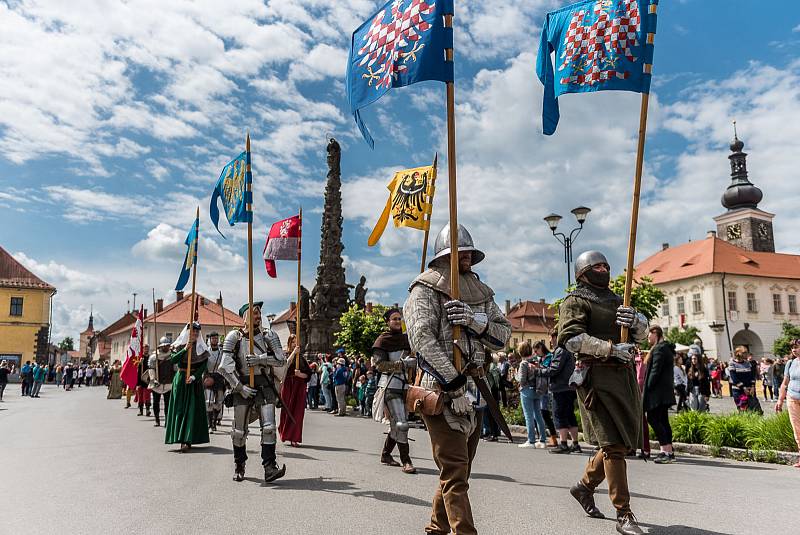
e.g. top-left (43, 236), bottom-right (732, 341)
top-left (175, 218), bottom-right (198, 291)
top-left (346, 0), bottom-right (454, 148)
top-left (210, 151), bottom-right (252, 238)
top-left (536, 0), bottom-right (658, 135)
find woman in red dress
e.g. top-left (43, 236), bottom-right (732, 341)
top-left (279, 335), bottom-right (312, 447)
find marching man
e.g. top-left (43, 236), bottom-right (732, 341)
top-left (148, 337), bottom-right (175, 427)
top-left (204, 332), bottom-right (226, 432)
top-left (219, 302), bottom-right (288, 483)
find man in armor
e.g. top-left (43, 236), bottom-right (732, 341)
top-left (371, 307), bottom-right (417, 474)
top-left (148, 337), bottom-right (175, 427)
top-left (219, 301), bottom-right (288, 483)
top-left (404, 224), bottom-right (511, 535)
top-left (558, 251), bottom-right (648, 535)
top-left (204, 332), bottom-right (226, 432)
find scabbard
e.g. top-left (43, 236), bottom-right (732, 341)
top-left (473, 375), bottom-right (513, 442)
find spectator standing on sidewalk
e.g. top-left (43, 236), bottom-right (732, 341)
top-left (20, 361), bottom-right (32, 396)
top-left (633, 348), bottom-right (650, 460)
top-left (31, 363), bottom-right (45, 398)
top-left (673, 355), bottom-right (688, 412)
top-left (776, 339), bottom-right (800, 466)
top-left (333, 357), bottom-right (350, 416)
top-left (536, 341), bottom-right (559, 448)
top-left (364, 371), bottom-right (377, 418)
top-left (541, 330), bottom-right (580, 455)
top-left (686, 350), bottom-right (710, 412)
top-left (85, 365), bottom-right (94, 387)
top-left (0, 360), bottom-right (9, 402)
top-left (306, 362), bottom-right (319, 409)
top-left (729, 347), bottom-right (757, 408)
top-left (517, 341), bottom-right (547, 449)
top-left (643, 326), bottom-right (676, 464)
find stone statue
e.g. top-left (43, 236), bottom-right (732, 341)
top-left (353, 275), bottom-right (367, 310)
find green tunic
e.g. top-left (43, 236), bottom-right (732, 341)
top-left (164, 347), bottom-right (210, 446)
top-left (557, 283), bottom-right (641, 450)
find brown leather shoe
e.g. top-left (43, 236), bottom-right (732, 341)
top-left (616, 512), bottom-right (644, 535)
top-left (401, 462), bottom-right (417, 474)
top-left (570, 482), bottom-right (605, 519)
top-left (381, 454), bottom-right (401, 467)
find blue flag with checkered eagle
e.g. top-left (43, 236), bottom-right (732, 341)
top-left (537, 0), bottom-right (658, 135)
top-left (347, 0), bottom-right (454, 148)
top-left (209, 151), bottom-right (252, 238)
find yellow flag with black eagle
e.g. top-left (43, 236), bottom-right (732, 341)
top-left (368, 156), bottom-right (437, 246)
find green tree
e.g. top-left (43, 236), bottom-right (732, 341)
top-left (334, 304), bottom-right (388, 357)
top-left (58, 337), bottom-right (75, 352)
top-left (551, 273), bottom-right (666, 323)
top-left (772, 321), bottom-right (800, 357)
top-left (664, 325), bottom-right (701, 346)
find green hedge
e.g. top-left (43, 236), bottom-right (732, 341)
top-left (666, 410), bottom-right (795, 453)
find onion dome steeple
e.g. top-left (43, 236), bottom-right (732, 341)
top-left (721, 121), bottom-right (763, 211)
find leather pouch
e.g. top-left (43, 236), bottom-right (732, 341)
top-left (405, 368), bottom-right (444, 416)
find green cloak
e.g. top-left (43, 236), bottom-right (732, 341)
top-left (164, 347), bottom-right (210, 446)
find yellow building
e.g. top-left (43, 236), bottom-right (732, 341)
top-left (0, 246), bottom-right (56, 368)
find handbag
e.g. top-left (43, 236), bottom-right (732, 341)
top-left (405, 367), bottom-right (444, 416)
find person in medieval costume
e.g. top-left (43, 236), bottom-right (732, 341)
top-left (107, 360), bottom-right (123, 399)
top-left (165, 323), bottom-right (211, 452)
top-left (278, 334), bottom-right (312, 447)
top-left (136, 344), bottom-right (152, 417)
top-left (219, 302), bottom-right (288, 483)
top-left (404, 224), bottom-right (511, 535)
top-left (148, 337), bottom-right (175, 427)
top-left (372, 307), bottom-right (417, 474)
top-left (204, 331), bottom-right (226, 432)
top-left (558, 251), bottom-right (649, 535)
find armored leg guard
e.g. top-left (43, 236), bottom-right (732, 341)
top-left (259, 403), bottom-right (277, 445)
top-left (385, 393), bottom-right (410, 444)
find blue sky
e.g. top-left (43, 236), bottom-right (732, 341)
top-left (2, 0), bottom-right (800, 342)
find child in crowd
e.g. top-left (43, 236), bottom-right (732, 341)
top-left (364, 371), bottom-right (377, 418)
top-left (357, 375), bottom-right (368, 416)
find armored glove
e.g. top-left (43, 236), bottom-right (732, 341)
top-left (610, 343), bottom-right (636, 363)
top-left (450, 392), bottom-right (474, 416)
top-left (187, 375), bottom-right (196, 383)
top-left (444, 300), bottom-right (488, 334)
top-left (615, 306), bottom-right (640, 328)
top-left (246, 354), bottom-right (270, 368)
top-left (236, 384), bottom-right (257, 399)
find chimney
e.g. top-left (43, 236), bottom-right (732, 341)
top-left (505, 300), bottom-right (511, 315)
top-left (176, 291), bottom-right (184, 302)
top-left (216, 296), bottom-right (223, 307)
top-left (143, 308), bottom-right (148, 318)
top-left (366, 302), bottom-right (373, 314)
top-left (199, 296), bottom-right (206, 306)
top-left (661, 243), bottom-right (669, 251)
top-left (707, 230), bottom-right (717, 239)
top-left (540, 298), bottom-right (546, 304)
top-left (156, 299), bottom-right (164, 313)
top-left (290, 301), bottom-right (296, 313)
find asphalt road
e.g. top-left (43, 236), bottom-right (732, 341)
top-left (0, 384), bottom-right (794, 535)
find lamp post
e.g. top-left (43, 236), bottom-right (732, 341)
top-left (544, 206), bottom-right (591, 287)
top-left (709, 321), bottom-right (726, 360)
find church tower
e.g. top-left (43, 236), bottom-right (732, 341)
top-left (713, 123), bottom-right (775, 252)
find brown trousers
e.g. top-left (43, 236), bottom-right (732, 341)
top-left (422, 412), bottom-right (482, 535)
top-left (581, 443), bottom-right (631, 515)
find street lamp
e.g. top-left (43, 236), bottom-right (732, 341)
top-left (543, 206), bottom-right (591, 287)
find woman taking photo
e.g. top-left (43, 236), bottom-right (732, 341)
top-left (517, 341), bottom-right (547, 448)
top-left (776, 339), bottom-right (800, 467)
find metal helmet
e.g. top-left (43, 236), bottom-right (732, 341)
top-left (574, 250), bottom-right (610, 280)
top-left (158, 336), bottom-right (170, 348)
top-left (429, 223), bottom-right (485, 268)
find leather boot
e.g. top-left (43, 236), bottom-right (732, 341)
top-left (616, 512), bottom-right (644, 535)
top-left (547, 435), bottom-right (559, 447)
top-left (138, 405), bottom-right (144, 416)
top-left (233, 462), bottom-right (245, 482)
top-left (263, 462), bottom-right (286, 483)
top-left (145, 404), bottom-right (151, 417)
top-left (153, 415), bottom-right (160, 427)
top-left (397, 442), bottom-right (416, 474)
top-left (380, 436), bottom-right (400, 467)
top-left (570, 482), bottom-right (605, 519)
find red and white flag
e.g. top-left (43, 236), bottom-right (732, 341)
top-left (263, 214), bottom-right (301, 278)
top-left (120, 306), bottom-right (143, 389)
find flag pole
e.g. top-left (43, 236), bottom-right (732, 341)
top-left (152, 288), bottom-right (158, 384)
top-left (443, 13), bottom-right (461, 372)
top-left (420, 153), bottom-right (438, 274)
top-left (246, 132), bottom-right (255, 388)
top-left (295, 207), bottom-right (303, 369)
top-left (219, 291), bottom-right (227, 339)
top-left (620, 92), bottom-right (651, 343)
top-left (185, 206), bottom-right (199, 384)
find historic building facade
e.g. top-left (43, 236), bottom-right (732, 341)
top-left (637, 131), bottom-right (800, 359)
top-left (0, 246), bottom-right (57, 367)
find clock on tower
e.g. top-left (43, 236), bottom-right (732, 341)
top-left (726, 224), bottom-right (742, 240)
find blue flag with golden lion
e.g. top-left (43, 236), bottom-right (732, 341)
top-left (210, 151), bottom-right (252, 238)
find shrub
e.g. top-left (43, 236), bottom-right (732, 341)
top-left (745, 411), bottom-right (796, 452)
top-left (703, 413), bottom-right (756, 449)
top-left (671, 410), bottom-right (711, 444)
top-left (501, 404), bottom-right (525, 426)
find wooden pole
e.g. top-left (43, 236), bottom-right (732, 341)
top-left (246, 133), bottom-right (255, 387)
top-left (295, 207), bottom-right (303, 369)
top-left (219, 291), bottom-right (227, 340)
top-left (620, 92), bottom-right (651, 343)
top-left (444, 13), bottom-right (461, 372)
top-left (185, 207), bottom-right (199, 384)
top-left (152, 288), bottom-right (158, 383)
top-left (420, 153), bottom-right (438, 274)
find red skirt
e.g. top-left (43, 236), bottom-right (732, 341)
top-left (278, 375), bottom-right (307, 443)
